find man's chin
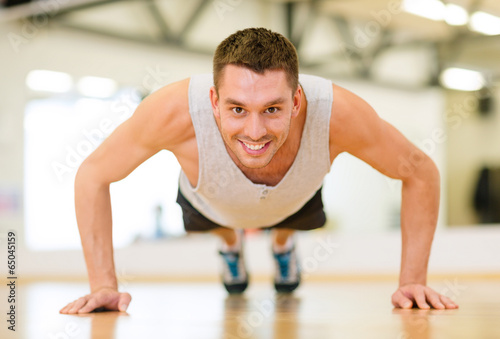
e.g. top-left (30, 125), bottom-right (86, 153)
top-left (239, 160), bottom-right (269, 169)
top-left (236, 154), bottom-right (273, 169)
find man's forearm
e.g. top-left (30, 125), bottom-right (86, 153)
top-left (399, 160), bottom-right (440, 286)
top-left (75, 166), bottom-right (118, 292)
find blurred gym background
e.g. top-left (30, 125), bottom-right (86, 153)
top-left (0, 0), bottom-right (499, 280)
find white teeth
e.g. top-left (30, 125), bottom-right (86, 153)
top-left (242, 141), bottom-right (266, 150)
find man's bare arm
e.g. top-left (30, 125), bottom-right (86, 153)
top-left (329, 84), bottom-right (458, 309)
top-left (60, 78), bottom-right (192, 314)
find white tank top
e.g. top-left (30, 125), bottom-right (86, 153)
top-left (179, 73), bottom-right (333, 228)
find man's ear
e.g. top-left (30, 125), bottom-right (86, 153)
top-left (210, 86), bottom-right (220, 118)
top-left (291, 85), bottom-right (302, 118)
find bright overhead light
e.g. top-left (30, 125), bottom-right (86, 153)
top-left (445, 4), bottom-right (469, 26)
top-left (26, 70), bottom-right (73, 93)
top-left (439, 67), bottom-right (485, 91)
top-left (77, 76), bottom-right (118, 98)
top-left (469, 11), bottom-right (500, 35)
top-left (403, 0), bottom-right (445, 21)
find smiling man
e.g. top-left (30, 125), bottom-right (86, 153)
top-left (60, 28), bottom-right (458, 314)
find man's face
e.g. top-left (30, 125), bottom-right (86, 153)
top-left (210, 65), bottom-right (301, 169)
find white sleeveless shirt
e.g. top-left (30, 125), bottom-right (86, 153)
top-left (179, 73), bottom-right (333, 229)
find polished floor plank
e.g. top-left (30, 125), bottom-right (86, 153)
top-left (1, 279), bottom-right (499, 339)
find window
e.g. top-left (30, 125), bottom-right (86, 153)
top-left (24, 89), bottom-right (184, 251)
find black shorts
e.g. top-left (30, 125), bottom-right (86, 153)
top-left (176, 187), bottom-right (326, 232)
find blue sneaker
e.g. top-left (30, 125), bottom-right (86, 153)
top-left (273, 245), bottom-right (300, 293)
top-left (218, 238), bottom-right (248, 294)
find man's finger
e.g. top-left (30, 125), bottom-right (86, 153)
top-left (67, 297), bottom-right (88, 314)
top-left (59, 302), bottom-right (74, 314)
top-left (440, 295), bottom-right (459, 309)
top-left (78, 298), bottom-right (98, 314)
top-left (424, 288), bottom-right (445, 309)
top-left (118, 293), bottom-right (132, 312)
top-left (392, 290), bottom-right (413, 309)
top-left (413, 289), bottom-right (430, 309)
top-left (59, 302), bottom-right (73, 314)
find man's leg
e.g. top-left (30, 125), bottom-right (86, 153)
top-left (176, 189), bottom-right (248, 293)
top-left (266, 189), bottom-right (326, 293)
top-left (210, 227), bottom-right (248, 293)
top-left (271, 228), bottom-right (295, 251)
top-left (211, 227), bottom-right (238, 248)
top-left (270, 228), bottom-right (300, 293)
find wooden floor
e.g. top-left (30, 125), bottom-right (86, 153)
top-left (1, 278), bottom-right (499, 339)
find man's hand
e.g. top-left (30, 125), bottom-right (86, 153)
top-left (59, 287), bottom-right (131, 314)
top-left (392, 284), bottom-right (458, 310)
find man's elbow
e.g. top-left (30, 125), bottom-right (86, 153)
top-left (401, 153), bottom-right (440, 187)
top-left (75, 160), bottom-right (109, 191)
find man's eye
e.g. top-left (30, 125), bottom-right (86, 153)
top-left (266, 107), bottom-right (278, 113)
top-left (232, 107), bottom-right (244, 114)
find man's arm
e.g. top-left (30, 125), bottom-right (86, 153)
top-left (329, 84), bottom-right (458, 310)
top-left (60, 78), bottom-right (192, 314)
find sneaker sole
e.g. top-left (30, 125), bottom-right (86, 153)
top-left (274, 280), bottom-right (300, 293)
top-left (224, 280), bottom-right (249, 294)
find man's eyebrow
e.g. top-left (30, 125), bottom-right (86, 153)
top-left (223, 97), bottom-right (287, 106)
top-left (224, 98), bottom-right (245, 106)
top-left (263, 98), bottom-right (286, 106)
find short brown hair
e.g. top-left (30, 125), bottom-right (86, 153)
top-left (213, 27), bottom-right (299, 93)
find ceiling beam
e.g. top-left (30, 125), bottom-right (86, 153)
top-left (145, 0), bottom-right (175, 44)
top-left (177, 0), bottom-right (211, 43)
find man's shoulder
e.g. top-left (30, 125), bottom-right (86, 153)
top-left (151, 74), bottom-right (214, 110)
top-left (298, 73), bottom-right (334, 103)
top-left (147, 77), bottom-right (191, 110)
top-left (329, 83), bottom-right (381, 153)
top-left (132, 77), bottom-right (195, 149)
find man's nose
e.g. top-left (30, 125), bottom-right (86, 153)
top-left (244, 112), bottom-right (267, 141)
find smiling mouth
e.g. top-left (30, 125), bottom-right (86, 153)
top-left (238, 139), bottom-right (272, 154)
top-left (241, 141), bottom-right (267, 150)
